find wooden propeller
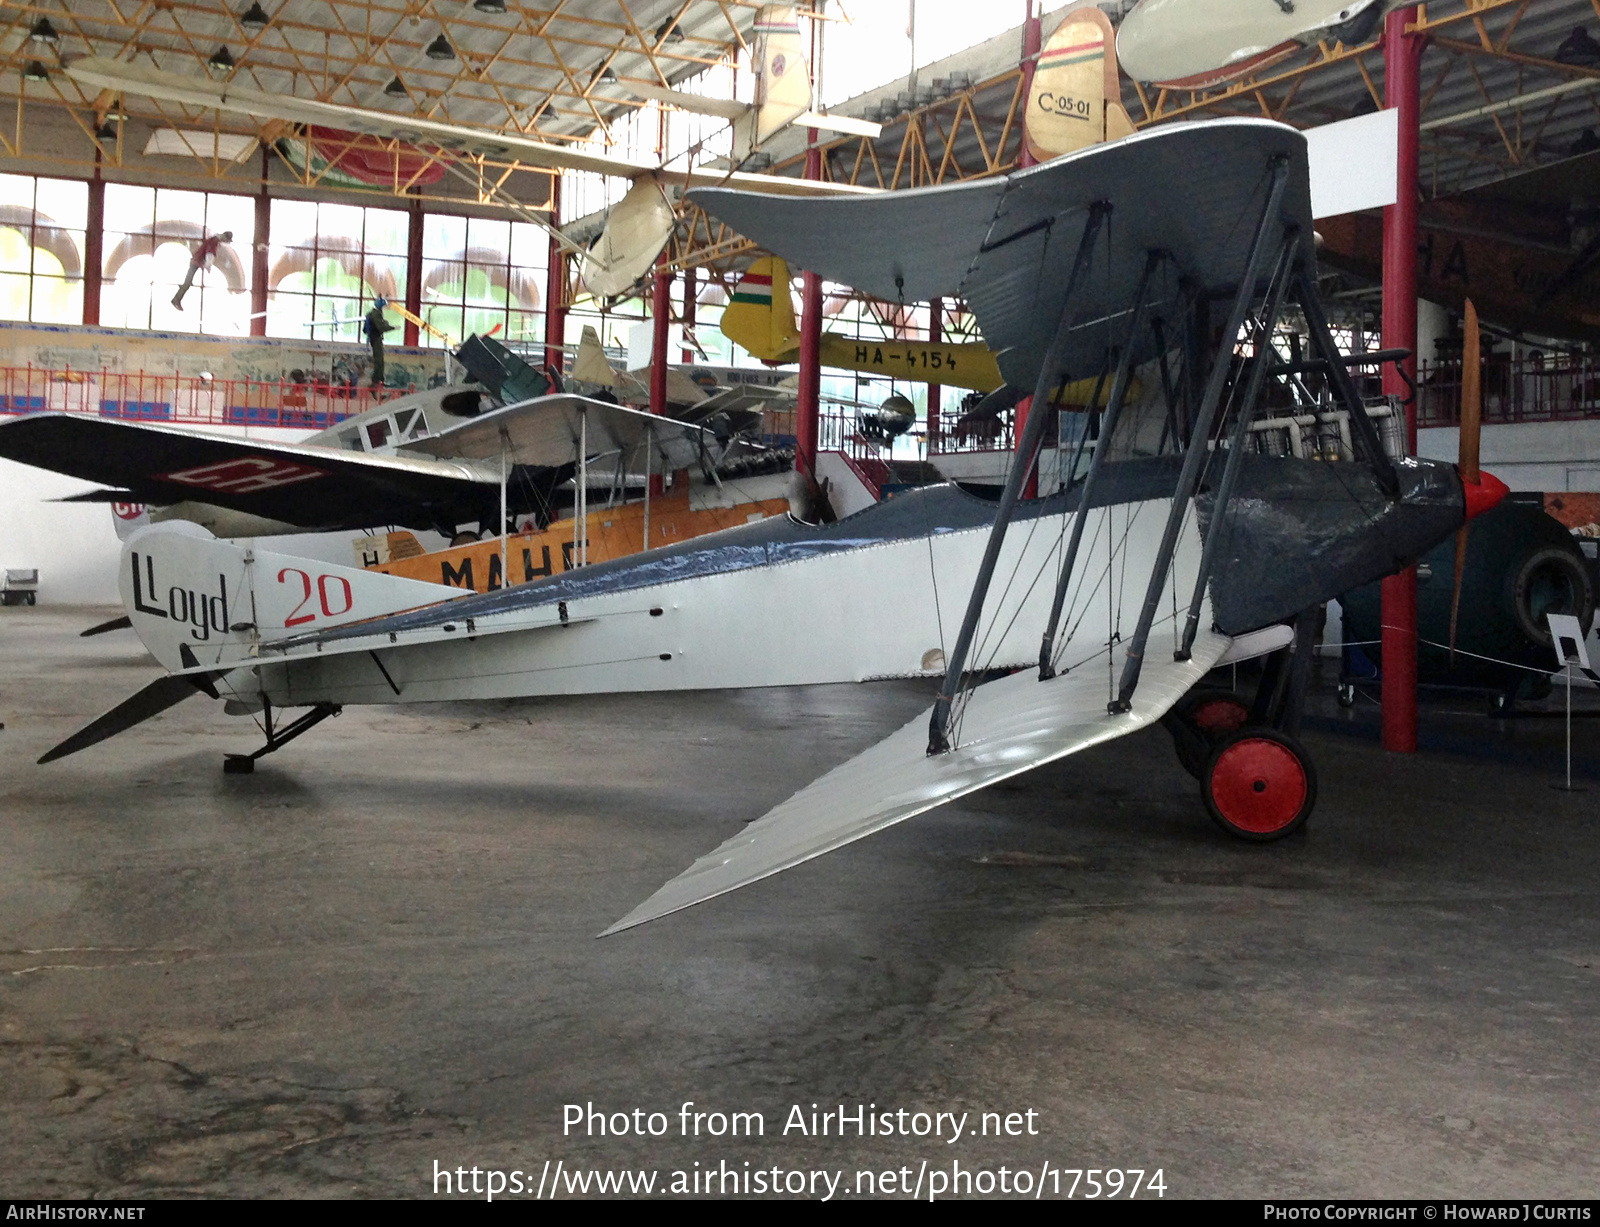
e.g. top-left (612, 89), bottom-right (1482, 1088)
top-left (1448, 298), bottom-right (1483, 663)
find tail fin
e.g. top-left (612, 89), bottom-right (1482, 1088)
top-left (571, 324), bottom-right (621, 387)
top-left (720, 256), bottom-right (799, 361)
top-left (120, 522), bottom-right (461, 674)
top-left (1025, 4), bottom-right (1133, 162)
top-left (733, 5), bottom-right (811, 158)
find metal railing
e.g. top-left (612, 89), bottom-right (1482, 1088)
top-left (1415, 355), bottom-right (1600, 428)
top-left (0, 365), bottom-right (416, 430)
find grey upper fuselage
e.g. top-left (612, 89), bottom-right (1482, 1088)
top-left (291, 453), bottom-right (1465, 651)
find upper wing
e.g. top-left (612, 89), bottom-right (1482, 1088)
top-left (0, 414), bottom-right (495, 531)
top-left (688, 118), bottom-right (1315, 390)
top-left (402, 393), bottom-right (717, 473)
top-left (65, 57), bottom-right (874, 199)
top-left (603, 629), bottom-right (1235, 934)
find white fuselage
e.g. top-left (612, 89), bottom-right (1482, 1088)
top-left (235, 497), bottom-right (1206, 710)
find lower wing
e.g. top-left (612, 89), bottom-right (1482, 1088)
top-left (604, 627), bottom-right (1239, 934)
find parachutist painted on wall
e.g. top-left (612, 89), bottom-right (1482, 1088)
top-left (171, 230), bottom-right (233, 311)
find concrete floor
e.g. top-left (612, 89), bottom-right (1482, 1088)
top-left (2, 605), bottom-right (1598, 1199)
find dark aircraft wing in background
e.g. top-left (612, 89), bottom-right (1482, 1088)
top-left (0, 413), bottom-right (502, 532)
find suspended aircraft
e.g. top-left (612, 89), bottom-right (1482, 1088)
top-left (38, 120), bottom-right (1505, 935)
top-left (1116, 0), bottom-right (1413, 89)
top-left (63, 5), bottom-right (875, 299)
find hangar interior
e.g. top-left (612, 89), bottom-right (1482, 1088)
top-left (1, 0), bottom-right (1598, 1201)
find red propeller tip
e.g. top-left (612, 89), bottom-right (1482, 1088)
top-left (1462, 469), bottom-right (1508, 522)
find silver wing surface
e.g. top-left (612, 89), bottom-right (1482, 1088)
top-left (688, 118), bottom-right (1316, 391)
top-left (604, 628), bottom-right (1234, 934)
top-left (402, 394), bottom-right (717, 473)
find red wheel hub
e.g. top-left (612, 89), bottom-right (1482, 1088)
top-left (1209, 737), bottom-right (1307, 834)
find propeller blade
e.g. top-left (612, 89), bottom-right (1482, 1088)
top-left (1450, 298), bottom-right (1484, 663)
top-left (1460, 299), bottom-right (1481, 484)
top-left (1449, 526), bottom-right (1468, 666)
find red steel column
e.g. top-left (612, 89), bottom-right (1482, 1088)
top-left (1380, 8), bottom-right (1425, 754)
top-left (250, 147), bottom-right (269, 337)
top-left (681, 266), bottom-right (697, 363)
top-left (1012, 2), bottom-right (1044, 493)
top-left (927, 296), bottom-right (942, 442)
top-left (402, 195), bottom-right (423, 347)
top-left (650, 256), bottom-right (671, 417)
top-left (544, 175), bottom-right (567, 376)
top-left (82, 163), bottom-right (104, 326)
top-left (648, 255), bottom-right (672, 496)
top-left (796, 131), bottom-right (823, 483)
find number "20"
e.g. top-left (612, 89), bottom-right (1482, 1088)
top-left (278, 568), bottom-right (355, 627)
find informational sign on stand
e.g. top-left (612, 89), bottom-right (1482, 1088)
top-left (1548, 613), bottom-right (1591, 793)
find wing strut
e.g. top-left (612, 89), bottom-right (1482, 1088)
top-left (1295, 268), bottom-right (1400, 495)
top-left (1113, 155), bottom-right (1291, 713)
top-left (926, 200), bottom-right (1111, 755)
top-left (1038, 248), bottom-right (1163, 680)
top-left (1176, 229), bottom-right (1301, 659)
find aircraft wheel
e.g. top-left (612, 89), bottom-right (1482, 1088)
top-left (1168, 688), bottom-right (1252, 779)
top-left (1202, 727), bottom-right (1316, 842)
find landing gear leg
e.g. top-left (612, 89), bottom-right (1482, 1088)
top-left (223, 697), bottom-right (342, 774)
top-left (1178, 612), bottom-right (1321, 840)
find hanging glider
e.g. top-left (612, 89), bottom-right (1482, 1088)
top-left (64, 6), bottom-right (873, 300)
top-left (629, 4), bottom-right (882, 158)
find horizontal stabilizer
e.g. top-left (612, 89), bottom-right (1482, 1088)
top-left (38, 667), bottom-right (223, 764)
top-left (53, 488), bottom-right (139, 503)
top-left (80, 614), bottom-right (132, 638)
top-left (604, 630), bottom-right (1232, 934)
top-left (628, 83), bottom-right (750, 122)
top-left (793, 110), bottom-right (883, 139)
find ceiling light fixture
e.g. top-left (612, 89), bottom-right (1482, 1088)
top-left (473, 0), bottom-right (508, 13)
top-left (425, 33), bottom-right (455, 60)
top-left (208, 45), bottom-right (237, 74)
top-left (239, 2), bottom-right (270, 32)
top-left (654, 15), bottom-right (684, 42)
top-left (29, 17), bottom-right (60, 46)
top-left (385, 74), bottom-right (408, 96)
top-left (94, 119), bottom-right (118, 141)
top-left (23, 61), bottom-right (49, 82)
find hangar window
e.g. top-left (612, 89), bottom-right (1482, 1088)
top-left (100, 185), bottom-right (253, 335)
top-left (267, 200), bottom-right (407, 345)
top-left (420, 214), bottom-right (545, 350)
top-left (0, 174), bottom-right (86, 326)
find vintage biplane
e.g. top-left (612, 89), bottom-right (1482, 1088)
top-left (64, 5), bottom-right (875, 298)
top-left (0, 363), bottom-right (719, 543)
top-left (40, 120), bottom-right (1502, 936)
